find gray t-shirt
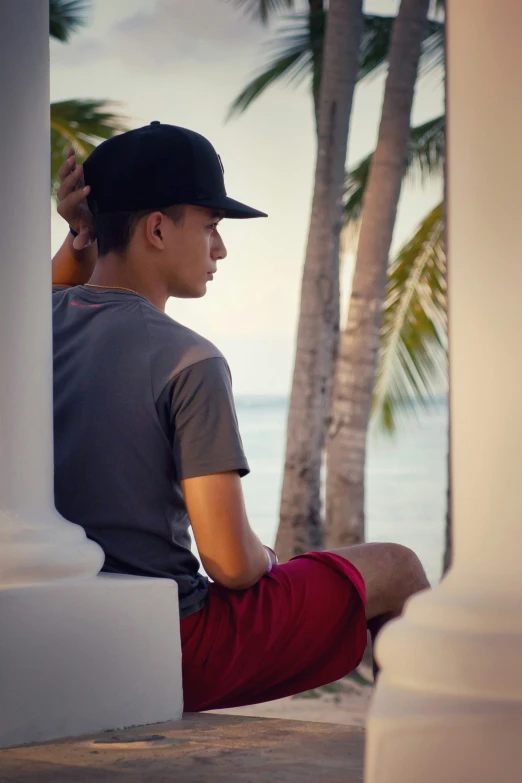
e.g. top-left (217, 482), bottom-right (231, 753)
top-left (52, 285), bottom-right (249, 619)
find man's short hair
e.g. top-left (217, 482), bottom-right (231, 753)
top-left (94, 204), bottom-right (185, 256)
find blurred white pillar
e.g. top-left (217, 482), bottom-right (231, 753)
top-left (0, 0), bottom-right (104, 584)
top-left (0, 3), bottom-right (183, 747)
top-left (365, 2), bottom-right (522, 781)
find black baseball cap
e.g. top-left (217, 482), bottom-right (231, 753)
top-left (83, 121), bottom-right (267, 219)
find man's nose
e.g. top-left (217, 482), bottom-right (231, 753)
top-left (212, 234), bottom-right (227, 261)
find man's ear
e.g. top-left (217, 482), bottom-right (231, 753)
top-left (144, 211), bottom-right (166, 249)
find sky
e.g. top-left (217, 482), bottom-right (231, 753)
top-left (50, 0), bottom-right (444, 395)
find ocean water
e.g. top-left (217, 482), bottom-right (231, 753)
top-left (235, 396), bottom-right (449, 586)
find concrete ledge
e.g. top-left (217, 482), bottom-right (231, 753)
top-left (0, 713), bottom-right (365, 782)
top-left (0, 574), bottom-right (182, 748)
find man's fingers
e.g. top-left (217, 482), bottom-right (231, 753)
top-left (56, 165), bottom-right (84, 202)
top-left (56, 185), bottom-right (90, 218)
top-left (57, 152), bottom-right (77, 183)
top-left (56, 157), bottom-right (73, 183)
top-left (56, 166), bottom-right (81, 200)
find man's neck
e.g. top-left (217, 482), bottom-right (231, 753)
top-left (87, 256), bottom-right (167, 312)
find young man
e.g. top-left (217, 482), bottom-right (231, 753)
top-left (52, 122), bottom-right (429, 711)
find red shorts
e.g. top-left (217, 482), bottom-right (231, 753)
top-left (180, 552), bottom-right (367, 712)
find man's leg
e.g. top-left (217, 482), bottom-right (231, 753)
top-left (181, 542), bottom-right (429, 710)
top-left (328, 542), bottom-right (431, 676)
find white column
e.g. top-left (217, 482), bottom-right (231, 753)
top-left (365, 2), bottom-right (522, 781)
top-left (0, 0), bottom-right (104, 584)
top-left (0, 3), bottom-right (183, 746)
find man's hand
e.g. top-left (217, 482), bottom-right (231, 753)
top-left (56, 148), bottom-right (95, 250)
top-left (52, 149), bottom-right (98, 287)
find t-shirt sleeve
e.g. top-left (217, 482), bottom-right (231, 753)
top-left (168, 356), bottom-right (250, 481)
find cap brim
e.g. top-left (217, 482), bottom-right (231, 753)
top-left (190, 195), bottom-right (267, 219)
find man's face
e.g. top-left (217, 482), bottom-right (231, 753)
top-left (159, 205), bottom-right (227, 299)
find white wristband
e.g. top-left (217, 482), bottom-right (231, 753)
top-left (264, 546), bottom-right (273, 574)
top-left (263, 545), bottom-right (279, 574)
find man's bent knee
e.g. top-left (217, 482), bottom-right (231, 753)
top-left (328, 541), bottom-right (430, 620)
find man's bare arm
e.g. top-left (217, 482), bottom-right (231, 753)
top-left (181, 471), bottom-right (273, 590)
top-left (52, 149), bottom-right (97, 287)
top-left (52, 230), bottom-right (97, 287)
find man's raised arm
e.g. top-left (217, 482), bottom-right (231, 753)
top-left (52, 149), bottom-right (97, 287)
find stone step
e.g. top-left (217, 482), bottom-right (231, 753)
top-left (0, 713), bottom-right (365, 782)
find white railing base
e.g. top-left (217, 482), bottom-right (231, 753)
top-left (0, 573), bottom-right (183, 748)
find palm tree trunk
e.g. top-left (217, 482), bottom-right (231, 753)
top-left (309, 0), bottom-right (324, 129)
top-left (324, 0), bottom-right (430, 548)
top-left (275, 0), bottom-right (364, 562)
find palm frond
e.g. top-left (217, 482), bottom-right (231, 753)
top-left (371, 203), bottom-right (447, 435)
top-left (227, 50), bottom-right (312, 119)
top-left (343, 113), bottom-right (445, 234)
top-left (49, 0), bottom-right (91, 42)
top-left (228, 9), bottom-right (443, 120)
top-left (226, 0), bottom-right (295, 24)
top-left (360, 15), bottom-right (443, 81)
top-left (343, 156), bottom-right (370, 229)
top-left (407, 114), bottom-right (445, 180)
top-left (420, 26), bottom-right (444, 76)
top-left (50, 100), bottom-right (127, 190)
top-left (227, 13), bottom-right (317, 119)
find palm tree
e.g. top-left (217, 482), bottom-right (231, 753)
top-left (324, 0), bottom-right (432, 548)
top-left (228, 0), bottom-right (444, 558)
top-left (336, 108), bottom-right (449, 569)
top-left (227, 3), bottom-right (443, 131)
top-left (370, 201), bottom-right (449, 581)
top-left (371, 204), bottom-right (446, 435)
top-left (343, 114), bottom-right (444, 228)
top-left (342, 115), bottom-right (446, 431)
top-left (274, 0), bottom-right (365, 562)
top-left (49, 0), bottom-right (125, 188)
top-left (49, 0), bottom-right (90, 41)
top-left (229, 0), bottom-right (295, 24)
top-left (367, 199), bottom-right (449, 578)
top-left (340, 11), bottom-right (449, 570)
top-left (342, 116), bottom-right (448, 559)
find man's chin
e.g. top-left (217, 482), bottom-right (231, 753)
top-left (170, 285), bottom-right (207, 300)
